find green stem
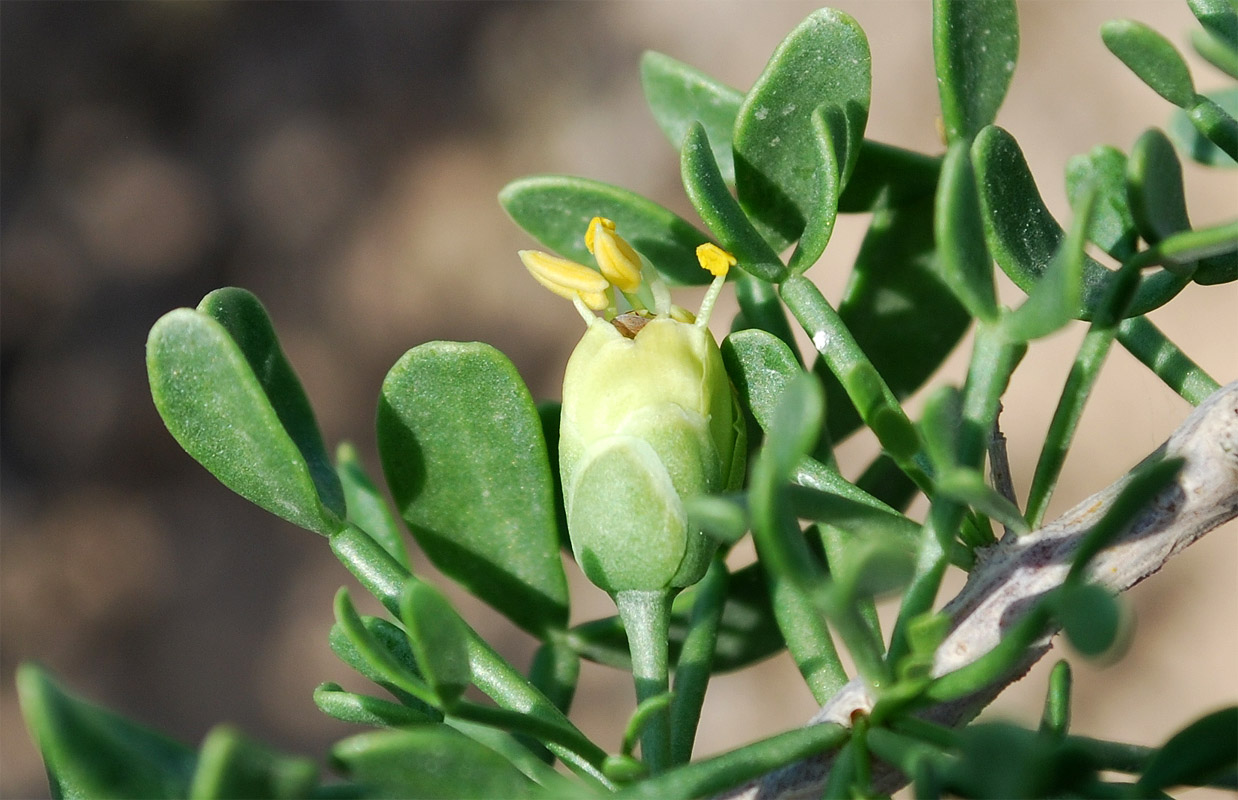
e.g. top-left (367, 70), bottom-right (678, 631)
top-left (615, 589), bottom-right (675, 774)
top-left (735, 272), bottom-right (802, 366)
top-left (1117, 316), bottom-right (1220, 405)
top-left (669, 559), bottom-right (728, 766)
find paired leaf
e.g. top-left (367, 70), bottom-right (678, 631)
top-left (1127, 128), bottom-right (1191, 251)
top-left (786, 105), bottom-right (845, 274)
top-left (972, 126), bottom-right (1190, 318)
top-left (734, 8), bottom-right (871, 249)
top-left (332, 729), bottom-right (540, 799)
top-left (377, 342), bottom-right (568, 636)
top-left (1137, 707), bottom-right (1238, 793)
top-left (838, 141), bottom-right (941, 213)
top-left (147, 289), bottom-right (344, 535)
top-left (17, 663), bottom-right (198, 800)
top-left (337, 443), bottom-right (409, 569)
top-left (313, 683), bottom-right (437, 728)
top-left (499, 176), bottom-right (713, 286)
top-left (937, 141), bottom-right (998, 320)
top-left (1102, 19), bottom-right (1196, 107)
top-left (933, 0), bottom-right (1019, 142)
top-left (1169, 86), bottom-right (1238, 167)
top-left (399, 582), bottom-right (472, 707)
top-left (1065, 146), bottom-right (1138, 260)
top-left (640, 51), bottom-right (743, 184)
top-left (189, 726), bottom-right (317, 800)
top-left (1053, 582), bottom-right (1124, 658)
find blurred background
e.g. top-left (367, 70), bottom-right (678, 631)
top-left (1, 2), bottom-right (1234, 797)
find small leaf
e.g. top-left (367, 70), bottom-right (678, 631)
top-left (17, 663), bottom-right (197, 799)
top-left (839, 141), bottom-right (942, 213)
top-left (1137, 706), bottom-right (1238, 793)
top-left (933, 0), bottom-right (1020, 141)
top-left (332, 729), bottom-right (540, 799)
top-left (1102, 19), bottom-right (1196, 107)
top-left (919, 384), bottom-right (963, 473)
top-left (499, 175), bottom-right (713, 286)
top-left (313, 683), bottom-right (437, 728)
top-left (378, 342), bottom-right (568, 636)
top-left (528, 640), bottom-right (580, 718)
top-left (1054, 582), bottom-right (1123, 658)
top-left (935, 470), bottom-right (1029, 535)
top-left (972, 126), bottom-right (1189, 318)
top-left (399, 581), bottom-right (472, 708)
top-left (816, 197), bottom-right (971, 443)
top-left (734, 8), bottom-right (871, 249)
top-left (1185, 94), bottom-right (1238, 161)
top-left (640, 51), bottom-right (742, 185)
top-left (680, 123), bottom-right (787, 283)
top-left (1168, 87), bottom-right (1238, 167)
top-left (333, 588), bottom-right (437, 709)
top-left (1065, 146), bottom-right (1138, 260)
top-left (1002, 184), bottom-right (1096, 342)
top-left (1039, 660), bottom-right (1073, 738)
top-left (327, 615), bottom-right (443, 720)
top-left (684, 494), bottom-right (749, 545)
top-left (787, 105), bottom-right (844, 274)
top-left (937, 141), bottom-right (998, 320)
top-left (1188, 0), bottom-right (1238, 50)
top-left (721, 328), bottom-right (803, 435)
top-left (147, 301), bottom-right (343, 535)
top-left (188, 725), bottom-right (317, 800)
top-left (337, 443), bottom-right (409, 570)
top-left (1190, 28), bottom-right (1238, 80)
top-left (1127, 128), bottom-right (1192, 249)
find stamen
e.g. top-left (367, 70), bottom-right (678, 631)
top-left (588, 218), bottom-right (643, 293)
top-left (695, 243), bottom-right (735, 327)
top-left (520, 250), bottom-right (612, 311)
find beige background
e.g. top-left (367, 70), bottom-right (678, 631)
top-left (1, 2), bottom-right (1234, 797)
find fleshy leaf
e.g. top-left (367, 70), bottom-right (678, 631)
top-left (337, 443), bottom-right (409, 569)
top-left (680, 123), bottom-right (787, 283)
top-left (399, 581), bottom-right (472, 707)
top-left (1065, 145), bottom-right (1138, 260)
top-left (1169, 86), bottom-right (1238, 167)
top-left (1188, 0), bottom-right (1238, 50)
top-left (787, 105), bottom-right (844, 274)
top-left (188, 725), bottom-right (317, 800)
top-left (933, 0), bottom-right (1019, 142)
top-left (838, 141), bottom-right (941, 213)
top-left (721, 328), bottom-right (804, 435)
top-left (499, 175), bottom-right (713, 286)
top-left (1102, 19), bottom-right (1196, 107)
top-left (1054, 583), bottom-right (1123, 658)
top-left (1137, 706), bottom-right (1238, 793)
top-left (815, 196), bottom-right (971, 442)
top-left (1127, 128), bottom-right (1191, 250)
top-left (377, 342), bottom-right (568, 636)
top-left (937, 141), bottom-right (998, 320)
top-left (313, 683), bottom-right (437, 728)
top-left (147, 299), bottom-right (344, 536)
top-left (733, 8), bottom-right (871, 250)
top-left (972, 125), bottom-right (1189, 318)
top-left (17, 663), bottom-right (197, 800)
top-left (640, 51), bottom-right (742, 184)
top-left (332, 729), bottom-right (540, 799)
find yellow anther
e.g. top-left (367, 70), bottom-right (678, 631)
top-left (584, 217), bottom-right (616, 254)
top-left (696, 243), bottom-right (736, 278)
top-left (520, 250), bottom-right (611, 311)
top-left (587, 218), bottom-right (643, 293)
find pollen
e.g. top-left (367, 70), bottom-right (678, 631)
top-left (696, 243), bottom-right (736, 278)
top-left (587, 217), bottom-right (643, 293)
top-left (519, 249), bottom-right (611, 310)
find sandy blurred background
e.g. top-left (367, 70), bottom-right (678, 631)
top-left (1, 2), bottom-right (1234, 797)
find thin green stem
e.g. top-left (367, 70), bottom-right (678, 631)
top-left (449, 702), bottom-right (609, 772)
top-left (734, 272), bottom-right (801, 366)
top-left (1117, 316), bottom-right (1220, 405)
top-left (669, 558), bottom-right (728, 766)
top-left (615, 589), bottom-right (675, 774)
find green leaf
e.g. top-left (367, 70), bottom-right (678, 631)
top-left (733, 8), bottom-right (871, 249)
top-left (1039, 660), bottom-right (1073, 738)
top-left (1002, 184), bottom-right (1096, 342)
top-left (1137, 707), bottom-right (1238, 793)
top-left (972, 125), bottom-right (1190, 319)
top-left (1102, 19), bottom-right (1196, 107)
top-left (1185, 94), bottom-right (1238, 161)
top-left (499, 175), bottom-right (713, 286)
top-left (945, 722), bottom-right (1098, 798)
top-left (816, 197), bottom-right (971, 442)
top-left (786, 105), bottom-right (844, 274)
top-left (328, 616), bottom-right (442, 719)
top-left (147, 298), bottom-right (344, 536)
top-left (1053, 583), bottom-right (1123, 658)
top-left (1189, 0), bottom-right (1238, 50)
top-left (399, 582), bottom-right (472, 708)
top-left (1190, 28), bottom-right (1238, 80)
top-left (838, 141), bottom-right (941, 213)
top-left (377, 342), bottom-right (568, 636)
top-left (935, 470), bottom-right (1029, 535)
top-left (640, 51), bottom-right (742, 185)
top-left (680, 123), bottom-right (787, 283)
top-left (919, 384), bottom-right (962, 473)
top-left (337, 443), bottom-right (409, 570)
top-left (333, 588), bottom-right (438, 709)
top-left (17, 663), bottom-right (197, 799)
top-left (1169, 86), bottom-right (1238, 167)
top-left (720, 328), bottom-right (803, 435)
top-left (528, 640), bottom-right (580, 718)
top-left (188, 725), bottom-right (317, 800)
top-left (933, 0), bottom-right (1019, 142)
top-left (937, 141), bottom-right (998, 320)
top-left (332, 729), bottom-right (540, 799)
top-left (313, 683), bottom-right (437, 728)
top-left (1127, 128), bottom-right (1191, 249)
top-left (1066, 146), bottom-right (1138, 260)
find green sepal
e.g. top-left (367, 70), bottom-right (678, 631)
top-left (1102, 19), bottom-right (1196, 107)
top-left (640, 51), bottom-right (742, 185)
top-left (399, 581), bottom-right (472, 708)
top-left (1065, 145), bottom-right (1138, 261)
top-left (188, 725), bottom-right (317, 800)
top-left (331, 729), bottom-right (541, 800)
top-left (499, 175), bottom-right (714, 286)
top-left (733, 8), bottom-right (871, 250)
top-left (17, 663), bottom-right (197, 800)
top-left (377, 341), bottom-right (568, 636)
top-left (336, 443), bottom-right (409, 570)
top-left (147, 291), bottom-right (345, 535)
top-left (972, 125), bottom-right (1189, 319)
top-left (933, 0), bottom-right (1019, 142)
top-left (680, 123), bottom-right (787, 283)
